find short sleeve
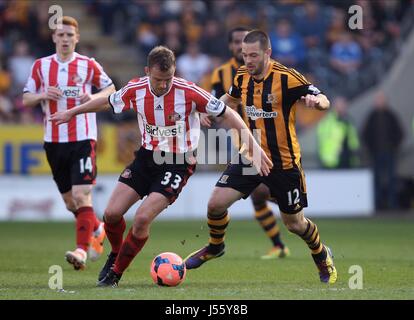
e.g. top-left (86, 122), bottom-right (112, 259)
top-left (23, 59), bottom-right (42, 94)
top-left (286, 67), bottom-right (310, 89)
top-left (108, 85), bottom-right (133, 114)
top-left (90, 59), bottom-right (113, 90)
top-left (286, 68), bottom-right (322, 103)
top-left (288, 83), bottom-right (323, 104)
top-left (192, 84), bottom-right (226, 117)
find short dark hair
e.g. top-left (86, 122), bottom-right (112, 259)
top-left (228, 26), bottom-right (249, 43)
top-left (147, 46), bottom-right (176, 71)
top-left (242, 30), bottom-right (271, 51)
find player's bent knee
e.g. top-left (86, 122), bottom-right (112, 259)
top-left (72, 186), bottom-right (92, 206)
top-left (281, 210), bottom-right (307, 234)
top-left (284, 219), bottom-right (306, 234)
top-left (72, 194), bottom-right (87, 206)
top-left (134, 214), bottom-right (151, 227)
top-left (62, 194), bottom-right (77, 213)
top-left (104, 207), bottom-right (122, 224)
top-left (207, 199), bottom-right (227, 216)
top-left (132, 215), bottom-right (151, 237)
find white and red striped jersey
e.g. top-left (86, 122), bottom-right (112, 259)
top-left (109, 76), bottom-right (226, 153)
top-left (24, 52), bottom-right (113, 143)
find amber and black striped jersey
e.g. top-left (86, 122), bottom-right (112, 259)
top-left (211, 57), bottom-right (244, 117)
top-left (228, 59), bottom-right (322, 170)
top-left (211, 57), bottom-right (239, 98)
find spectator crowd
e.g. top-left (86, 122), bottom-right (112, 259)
top-left (1, 0), bottom-right (412, 124)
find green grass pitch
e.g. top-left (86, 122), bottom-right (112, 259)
top-left (0, 217), bottom-right (413, 300)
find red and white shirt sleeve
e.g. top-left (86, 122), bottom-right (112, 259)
top-left (108, 85), bottom-right (132, 113)
top-left (187, 82), bottom-right (226, 117)
top-left (108, 78), bottom-right (144, 113)
top-left (24, 59), bottom-right (42, 94)
top-left (90, 58), bottom-right (113, 90)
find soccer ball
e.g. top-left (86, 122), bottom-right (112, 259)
top-left (150, 252), bottom-right (186, 287)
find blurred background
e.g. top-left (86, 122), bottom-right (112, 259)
top-left (1, 0), bottom-right (414, 220)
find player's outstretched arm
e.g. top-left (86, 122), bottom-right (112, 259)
top-left (78, 84), bottom-right (116, 104)
top-left (219, 107), bottom-right (273, 176)
top-left (49, 92), bottom-right (113, 125)
top-left (220, 93), bottom-right (241, 111)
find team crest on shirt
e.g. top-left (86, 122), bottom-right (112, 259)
top-left (71, 74), bottom-right (83, 84)
top-left (266, 94), bottom-right (277, 104)
top-left (121, 169), bottom-right (132, 179)
top-left (168, 112), bottom-right (181, 122)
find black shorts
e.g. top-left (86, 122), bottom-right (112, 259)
top-left (44, 140), bottom-right (97, 194)
top-left (118, 147), bottom-right (196, 204)
top-left (216, 160), bottom-right (307, 214)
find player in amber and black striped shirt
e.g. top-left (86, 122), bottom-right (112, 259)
top-left (206, 27), bottom-right (290, 260)
top-left (185, 30), bottom-right (337, 284)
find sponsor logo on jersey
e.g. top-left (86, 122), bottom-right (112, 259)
top-left (245, 105), bottom-right (277, 120)
top-left (59, 86), bottom-right (81, 98)
top-left (144, 122), bottom-right (185, 138)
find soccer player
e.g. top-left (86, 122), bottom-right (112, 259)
top-left (185, 30), bottom-right (338, 284)
top-left (22, 16), bottom-right (115, 270)
top-left (207, 26), bottom-right (289, 259)
top-left (49, 46), bottom-right (272, 287)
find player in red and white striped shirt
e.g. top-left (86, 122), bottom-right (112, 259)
top-left (22, 16), bottom-right (115, 271)
top-left (109, 73), bottom-right (225, 154)
top-left (50, 46), bottom-right (272, 287)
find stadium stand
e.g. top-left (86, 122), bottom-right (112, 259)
top-left (1, 0), bottom-right (413, 183)
top-left (1, 0), bottom-right (413, 122)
